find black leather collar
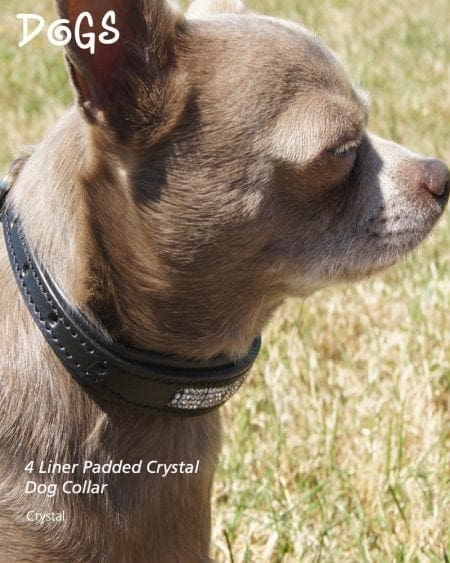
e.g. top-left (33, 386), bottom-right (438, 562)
top-left (0, 181), bottom-right (260, 416)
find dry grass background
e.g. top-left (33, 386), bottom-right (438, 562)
top-left (0, 1), bottom-right (449, 561)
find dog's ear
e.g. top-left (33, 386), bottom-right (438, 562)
top-left (187, 0), bottom-right (247, 17)
top-left (56, 0), bottom-right (184, 137)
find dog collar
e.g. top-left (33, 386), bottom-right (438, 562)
top-left (0, 184), bottom-right (260, 416)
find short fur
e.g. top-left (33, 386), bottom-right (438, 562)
top-left (0, 1), bottom-right (448, 561)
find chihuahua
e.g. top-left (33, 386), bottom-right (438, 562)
top-left (0, 0), bottom-right (448, 561)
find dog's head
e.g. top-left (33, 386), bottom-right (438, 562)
top-left (56, 0), bottom-right (448, 354)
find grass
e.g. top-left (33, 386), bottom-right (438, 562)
top-left (1, 0), bottom-right (449, 561)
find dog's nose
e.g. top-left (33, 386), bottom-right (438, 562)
top-left (417, 158), bottom-right (449, 199)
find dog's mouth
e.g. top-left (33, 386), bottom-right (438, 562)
top-left (282, 196), bottom-right (447, 293)
top-left (356, 205), bottom-right (445, 274)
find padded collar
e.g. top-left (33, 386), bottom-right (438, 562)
top-left (0, 189), bottom-right (261, 416)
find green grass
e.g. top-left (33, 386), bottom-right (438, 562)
top-left (1, 1), bottom-right (449, 561)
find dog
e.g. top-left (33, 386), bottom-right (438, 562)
top-left (0, 0), bottom-right (448, 561)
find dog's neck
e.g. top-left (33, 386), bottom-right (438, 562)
top-left (11, 108), bottom-right (279, 362)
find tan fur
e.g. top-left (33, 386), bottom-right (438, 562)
top-left (187, 0), bottom-right (247, 17)
top-left (0, 0), bottom-right (447, 561)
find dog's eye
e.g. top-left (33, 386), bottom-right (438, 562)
top-left (330, 141), bottom-right (359, 158)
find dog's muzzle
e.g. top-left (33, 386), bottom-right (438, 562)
top-left (0, 184), bottom-right (260, 416)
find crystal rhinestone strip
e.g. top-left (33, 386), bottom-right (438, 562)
top-left (168, 379), bottom-right (244, 410)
